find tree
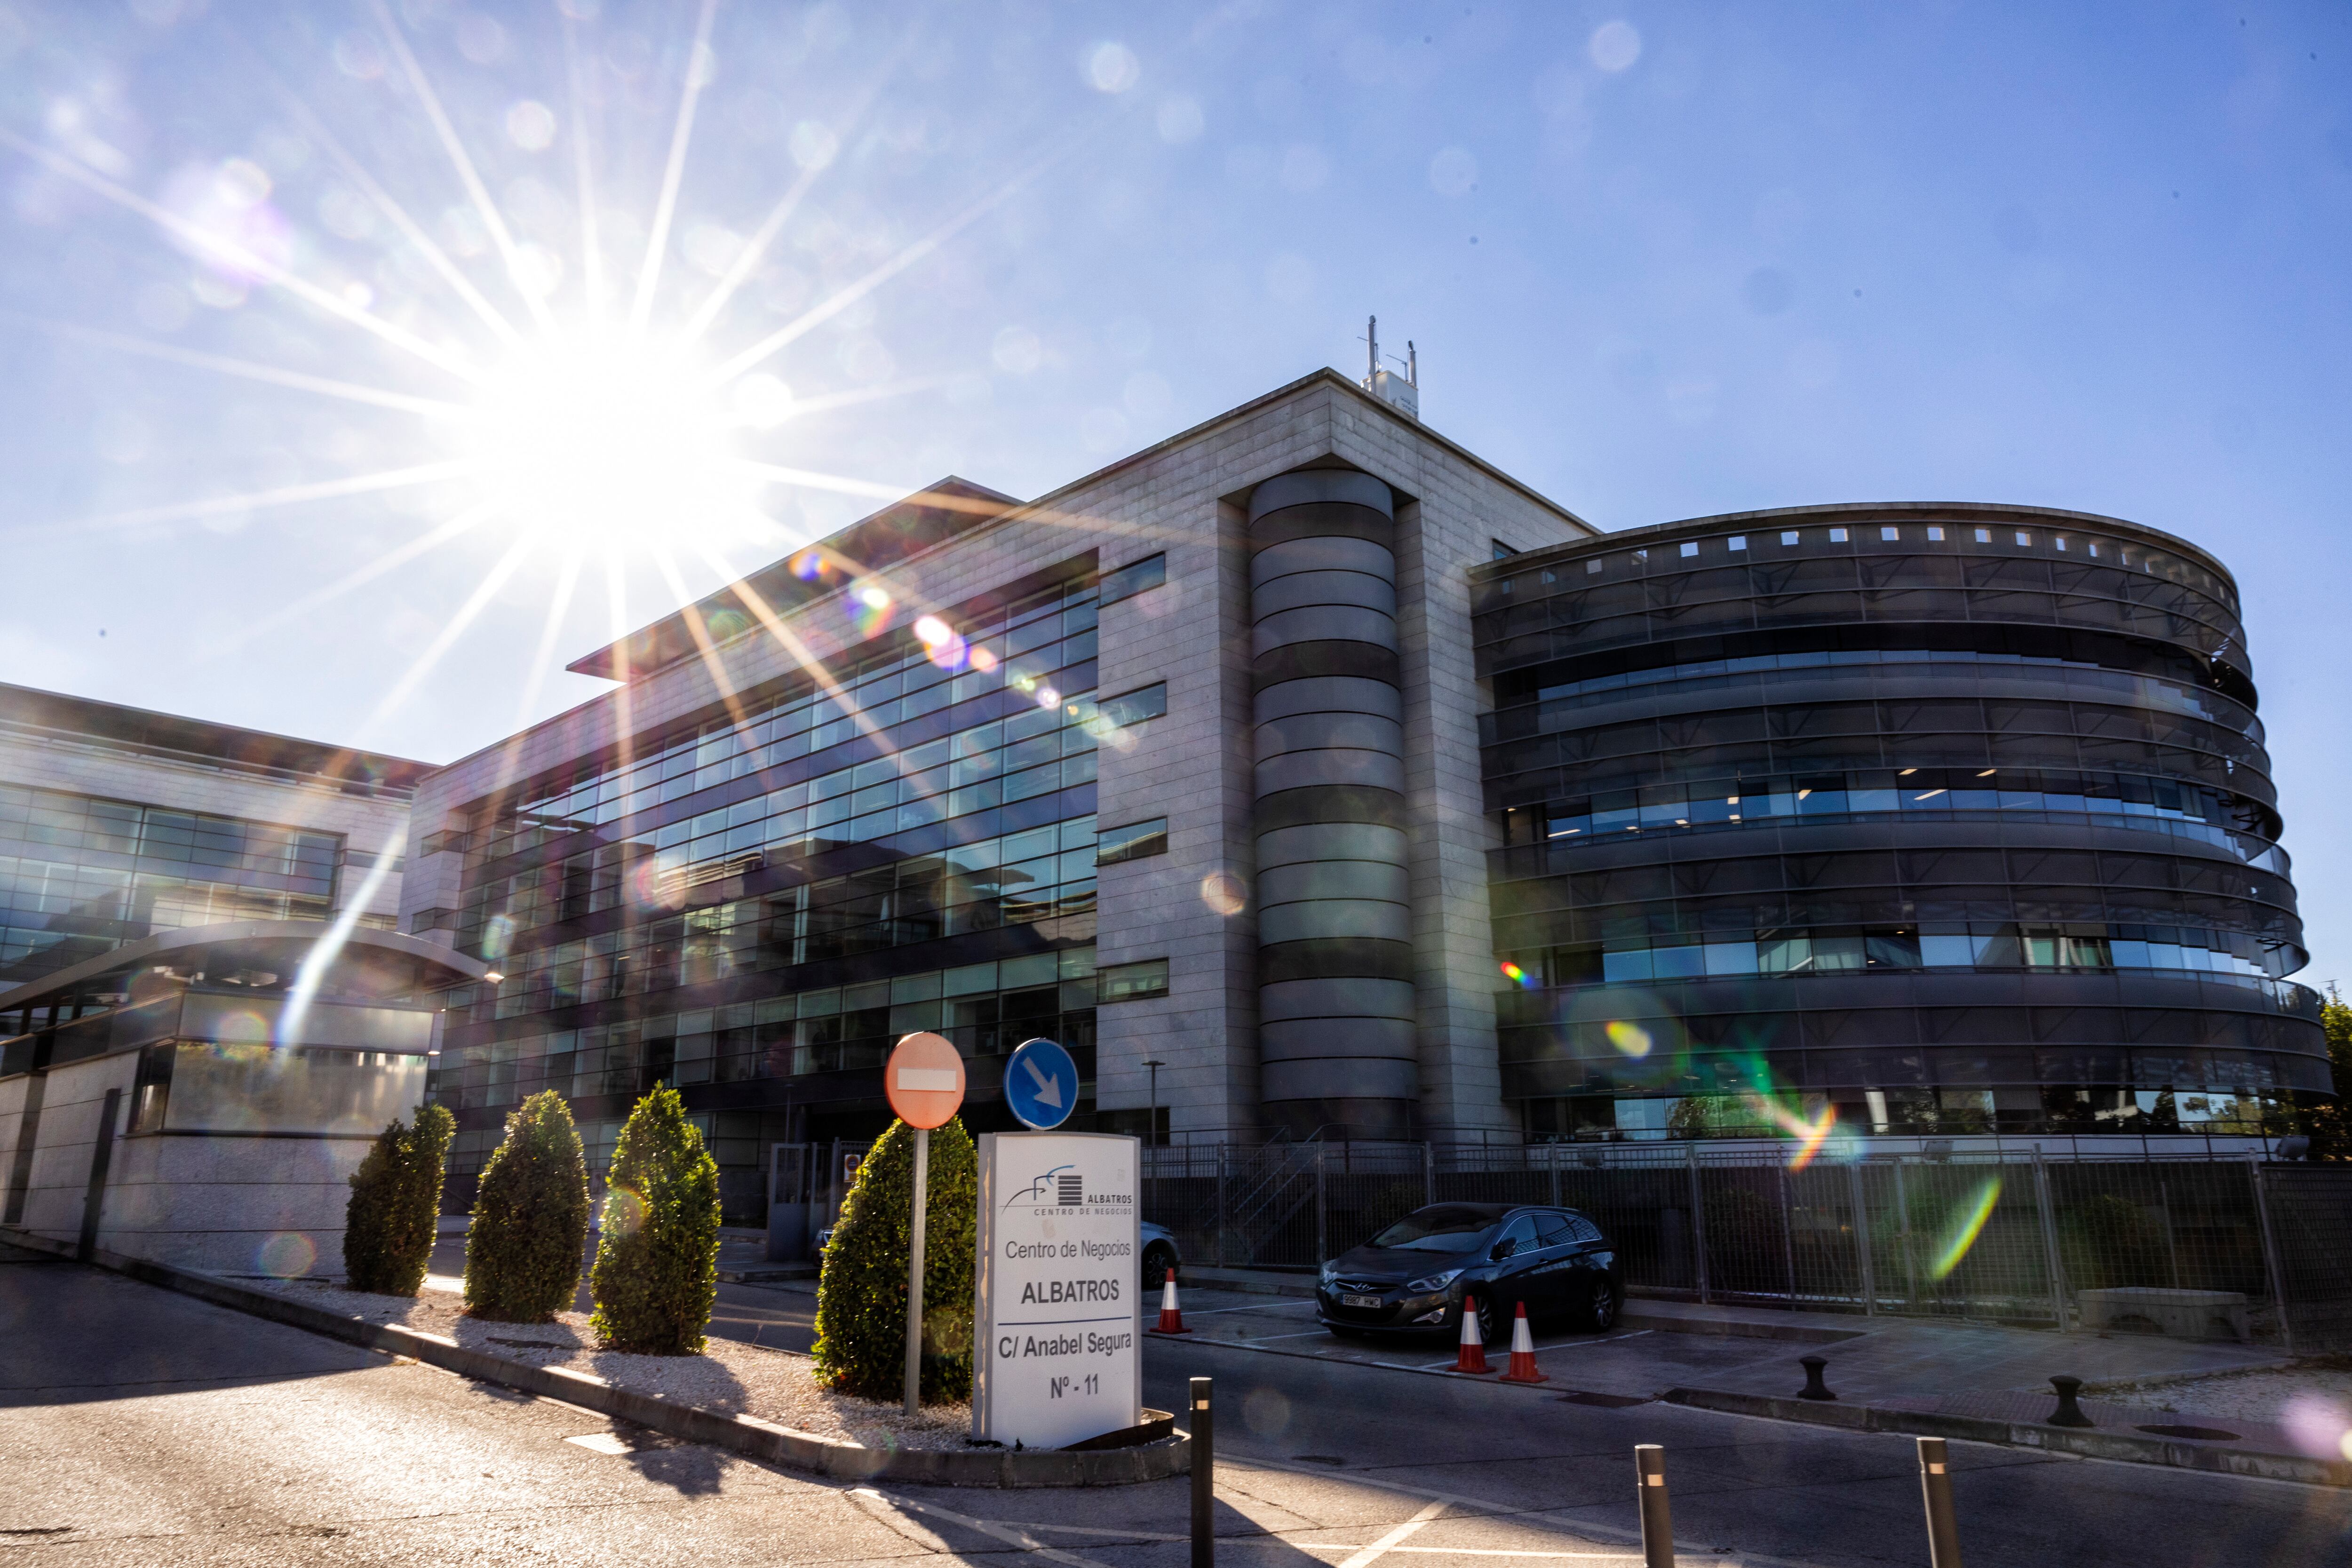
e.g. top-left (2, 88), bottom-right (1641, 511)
top-left (342, 1104), bottom-right (455, 1297)
top-left (810, 1118), bottom-right (977, 1404)
top-left (2306, 985), bottom-right (2352, 1160)
top-left (588, 1085), bottom-right (722, 1354)
top-left (464, 1090), bottom-right (591, 1322)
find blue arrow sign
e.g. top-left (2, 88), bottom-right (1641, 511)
top-left (1003, 1037), bottom-right (1079, 1130)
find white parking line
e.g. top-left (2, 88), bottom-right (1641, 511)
top-left (1243, 1329), bottom-right (1343, 1341)
top-left (1536, 1331), bottom-right (1652, 1351)
top-left (1299, 1549), bottom-right (1642, 1561)
top-left (1187, 1300), bottom-right (1315, 1315)
top-left (1337, 1499), bottom-right (1449, 1568)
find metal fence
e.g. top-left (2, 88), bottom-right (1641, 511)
top-left (1138, 1139), bottom-right (2352, 1350)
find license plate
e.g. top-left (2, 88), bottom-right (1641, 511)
top-left (1340, 1293), bottom-right (1383, 1309)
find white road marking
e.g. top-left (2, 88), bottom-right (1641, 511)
top-left (1187, 1300), bottom-right (1312, 1315)
top-left (849, 1488), bottom-right (1119, 1568)
top-left (564, 1432), bottom-right (630, 1455)
top-left (1297, 1549), bottom-right (1641, 1560)
top-left (1246, 1329), bottom-right (1345, 1341)
top-left (1337, 1499), bottom-right (1449, 1568)
top-left (1535, 1331), bottom-right (1653, 1352)
top-left (1230, 1456), bottom-right (1842, 1568)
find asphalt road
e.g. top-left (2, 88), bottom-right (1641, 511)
top-left (4, 1250), bottom-right (2348, 1568)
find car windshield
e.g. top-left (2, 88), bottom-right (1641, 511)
top-left (1367, 1209), bottom-right (1500, 1253)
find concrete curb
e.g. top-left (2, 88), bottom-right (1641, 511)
top-left (2, 1226), bottom-right (1184, 1488)
top-left (1663, 1385), bottom-right (2352, 1488)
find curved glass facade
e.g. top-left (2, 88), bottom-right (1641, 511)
top-left (1471, 507), bottom-right (2325, 1140)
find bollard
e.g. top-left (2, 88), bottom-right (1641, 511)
top-left (1634, 1445), bottom-right (1674, 1568)
top-left (1191, 1376), bottom-right (1214, 1568)
top-left (2046, 1375), bottom-right (2094, 1428)
top-left (1916, 1437), bottom-right (1963, 1568)
top-left (1797, 1354), bottom-right (1836, 1401)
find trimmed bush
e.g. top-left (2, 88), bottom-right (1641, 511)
top-left (342, 1103), bottom-right (455, 1297)
top-left (589, 1085), bottom-right (721, 1354)
top-left (464, 1090), bottom-right (591, 1323)
top-left (810, 1118), bottom-right (977, 1404)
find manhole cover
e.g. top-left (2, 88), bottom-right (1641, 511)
top-left (2135, 1424), bottom-right (2241, 1442)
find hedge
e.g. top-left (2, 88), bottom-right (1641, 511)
top-left (810, 1117), bottom-right (977, 1404)
top-left (342, 1103), bottom-right (455, 1297)
top-left (589, 1085), bottom-right (722, 1354)
top-left (464, 1090), bottom-right (591, 1323)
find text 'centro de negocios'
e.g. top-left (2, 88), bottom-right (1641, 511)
top-left (1004, 1238), bottom-right (1131, 1260)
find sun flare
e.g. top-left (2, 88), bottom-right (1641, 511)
top-left (461, 335), bottom-right (762, 551)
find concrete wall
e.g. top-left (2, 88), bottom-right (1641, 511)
top-left (1, 1049), bottom-right (369, 1276)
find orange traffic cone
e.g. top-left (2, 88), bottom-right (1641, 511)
top-left (1154, 1268), bottom-right (1190, 1333)
top-left (1454, 1295), bottom-right (1492, 1373)
top-left (1498, 1300), bottom-right (1549, 1384)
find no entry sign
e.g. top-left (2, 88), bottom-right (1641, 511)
top-left (885, 1031), bottom-right (965, 1129)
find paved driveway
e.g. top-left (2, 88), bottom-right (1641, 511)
top-left (6, 1248), bottom-right (2349, 1566)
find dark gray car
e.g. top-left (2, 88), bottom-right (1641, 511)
top-left (1314, 1202), bottom-right (1622, 1341)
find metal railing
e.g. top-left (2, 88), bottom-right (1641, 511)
top-left (1139, 1138), bottom-right (2352, 1349)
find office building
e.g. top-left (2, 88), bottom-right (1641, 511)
top-left (398, 371), bottom-right (2326, 1219)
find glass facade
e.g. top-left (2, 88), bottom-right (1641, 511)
top-left (430, 566), bottom-right (1128, 1217)
top-left (0, 784), bottom-right (345, 986)
top-left (1473, 510), bottom-right (2325, 1141)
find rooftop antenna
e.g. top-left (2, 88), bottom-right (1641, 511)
top-left (1357, 313), bottom-right (1421, 421)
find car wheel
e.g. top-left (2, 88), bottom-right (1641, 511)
top-left (1582, 1276), bottom-right (1620, 1333)
top-left (1474, 1293), bottom-right (1499, 1344)
top-left (1142, 1244), bottom-right (1176, 1289)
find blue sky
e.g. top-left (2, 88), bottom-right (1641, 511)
top-left (1, 1), bottom-right (2346, 980)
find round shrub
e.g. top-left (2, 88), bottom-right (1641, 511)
top-left (342, 1103), bottom-right (455, 1297)
top-left (589, 1085), bottom-right (721, 1354)
top-left (810, 1117), bottom-right (977, 1404)
top-left (464, 1090), bottom-right (591, 1323)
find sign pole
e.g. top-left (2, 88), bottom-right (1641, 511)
top-left (904, 1125), bottom-right (930, 1418)
top-left (881, 1031), bottom-right (965, 1423)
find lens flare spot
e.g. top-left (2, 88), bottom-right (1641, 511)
top-left (604, 1186), bottom-right (646, 1238)
top-left (1498, 960), bottom-right (1536, 989)
top-left (1605, 1020), bottom-right (1652, 1058)
top-left (1242, 1386), bottom-right (1292, 1436)
top-left (1785, 1104), bottom-right (1836, 1170)
top-left (1036, 686), bottom-right (1060, 710)
top-left (481, 912), bottom-right (516, 964)
top-left (1200, 871), bottom-right (1247, 916)
top-left (2283, 1394), bottom-right (2352, 1460)
top-left (968, 646), bottom-right (1000, 674)
top-left (913, 615), bottom-right (951, 645)
top-left (1928, 1178), bottom-right (2003, 1280)
top-left (258, 1232), bottom-right (315, 1279)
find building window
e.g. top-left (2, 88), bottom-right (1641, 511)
top-left (1097, 683), bottom-right (1167, 728)
top-left (1828, 527), bottom-right (1848, 542)
top-left (1100, 552), bottom-right (1167, 606)
top-left (1678, 541), bottom-right (1697, 557)
top-left (1728, 535), bottom-right (1746, 551)
top-left (1491, 540), bottom-right (1520, 560)
top-left (1098, 958), bottom-right (1169, 1002)
top-left (1097, 817), bottom-right (1168, 865)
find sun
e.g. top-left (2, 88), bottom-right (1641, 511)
top-left (460, 333), bottom-right (766, 552)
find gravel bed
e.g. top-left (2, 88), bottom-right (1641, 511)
top-left (2089, 1362), bottom-right (2352, 1423)
top-left (239, 1274), bottom-right (974, 1450)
